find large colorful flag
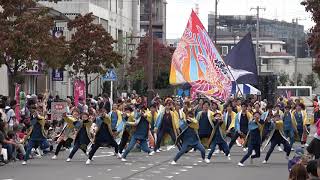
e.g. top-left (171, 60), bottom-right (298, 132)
top-left (225, 33), bottom-right (258, 85)
top-left (169, 11), bottom-right (232, 101)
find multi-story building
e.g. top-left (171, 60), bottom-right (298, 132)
top-left (208, 14), bottom-right (307, 58)
top-left (38, 0), bottom-right (141, 98)
top-left (140, 0), bottom-right (167, 43)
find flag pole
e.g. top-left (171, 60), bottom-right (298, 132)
top-left (224, 63), bottom-right (244, 97)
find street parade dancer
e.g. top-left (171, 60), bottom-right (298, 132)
top-left (263, 114), bottom-right (291, 164)
top-left (196, 101), bottom-right (215, 147)
top-left (154, 99), bottom-right (179, 153)
top-left (64, 112), bottom-right (94, 162)
top-left (86, 106), bottom-right (120, 165)
top-left (121, 105), bottom-right (155, 162)
top-left (229, 102), bottom-right (253, 152)
top-left (292, 103), bottom-right (309, 148)
top-left (306, 118), bottom-right (320, 159)
top-left (22, 104), bottom-right (50, 165)
top-left (148, 104), bottom-right (158, 149)
top-left (51, 109), bottom-right (78, 160)
top-left (237, 111), bottom-right (263, 167)
top-left (261, 104), bottom-right (274, 143)
top-left (224, 103), bottom-right (237, 139)
top-left (170, 110), bottom-right (207, 165)
top-left (206, 112), bottom-right (231, 163)
top-left (108, 104), bottom-right (123, 132)
top-left (118, 105), bottom-right (135, 154)
top-left (283, 105), bottom-right (297, 150)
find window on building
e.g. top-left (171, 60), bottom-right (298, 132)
top-left (119, 0), bottom-right (123, 9)
top-left (270, 44), bottom-right (273, 50)
top-left (283, 59), bottom-right (289, 64)
top-left (261, 59), bottom-right (268, 65)
top-left (221, 46), bottom-right (228, 56)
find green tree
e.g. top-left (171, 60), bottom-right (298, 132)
top-left (0, 0), bottom-right (68, 96)
top-left (302, 1), bottom-right (320, 77)
top-left (66, 13), bottom-right (122, 96)
top-left (278, 71), bottom-right (289, 86)
top-left (129, 37), bottom-right (173, 90)
top-left (297, 73), bottom-right (304, 86)
top-left (304, 73), bottom-right (318, 90)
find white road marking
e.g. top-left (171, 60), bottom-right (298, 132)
top-left (165, 176), bottom-right (174, 179)
top-left (107, 169), bottom-right (112, 171)
top-left (159, 167), bottom-right (166, 170)
top-left (183, 166), bottom-right (193, 169)
top-left (180, 169), bottom-right (188, 172)
top-left (131, 169), bottom-right (139, 172)
top-left (140, 166), bottom-right (147, 169)
top-left (112, 177), bottom-right (121, 179)
top-left (93, 155), bottom-right (112, 158)
top-left (147, 164), bottom-right (154, 166)
top-left (151, 171), bottom-right (161, 174)
top-left (87, 176), bottom-right (92, 178)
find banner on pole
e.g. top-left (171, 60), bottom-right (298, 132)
top-left (74, 80), bottom-right (86, 106)
top-left (15, 84), bottom-right (21, 123)
top-left (51, 102), bottom-right (67, 120)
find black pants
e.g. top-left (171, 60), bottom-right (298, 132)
top-left (155, 129), bottom-right (176, 151)
top-left (229, 132), bottom-right (246, 150)
top-left (119, 131), bottom-right (130, 154)
top-left (88, 141), bottom-right (119, 160)
top-left (68, 142), bottom-right (87, 159)
top-left (55, 138), bottom-right (73, 156)
top-left (240, 143), bottom-right (261, 163)
top-left (265, 138), bottom-right (291, 161)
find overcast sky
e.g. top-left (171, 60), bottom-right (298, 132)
top-left (166, 0), bottom-right (315, 39)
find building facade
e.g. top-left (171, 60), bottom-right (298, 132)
top-left (39, 0), bottom-right (141, 98)
top-left (140, 0), bottom-right (167, 42)
top-left (208, 14), bottom-right (308, 58)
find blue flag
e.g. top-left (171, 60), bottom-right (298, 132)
top-left (225, 33), bottom-right (258, 85)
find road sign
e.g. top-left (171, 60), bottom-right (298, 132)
top-left (102, 69), bottom-right (117, 81)
top-left (52, 69), bottom-right (64, 81)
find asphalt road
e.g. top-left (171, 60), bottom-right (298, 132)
top-left (0, 141), bottom-right (298, 180)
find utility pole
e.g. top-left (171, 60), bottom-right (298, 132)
top-left (214, 0), bottom-right (218, 44)
top-left (147, 0), bottom-right (154, 105)
top-left (251, 6), bottom-right (265, 75)
top-left (294, 18), bottom-right (298, 85)
top-left (293, 18), bottom-right (305, 85)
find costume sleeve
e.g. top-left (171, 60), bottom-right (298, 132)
top-left (155, 112), bottom-right (162, 130)
top-left (234, 113), bottom-right (240, 131)
top-left (303, 111), bottom-right (309, 125)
